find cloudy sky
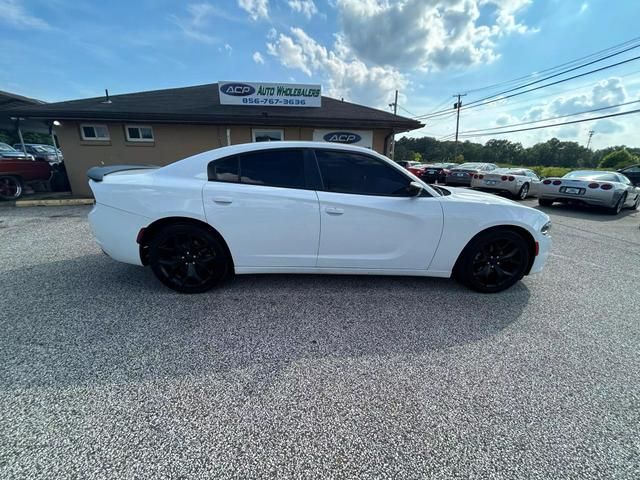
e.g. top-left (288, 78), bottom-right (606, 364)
top-left (1, 0), bottom-right (638, 149)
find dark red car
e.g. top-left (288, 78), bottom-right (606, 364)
top-left (0, 158), bottom-right (52, 200)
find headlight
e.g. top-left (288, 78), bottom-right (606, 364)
top-left (541, 221), bottom-right (551, 235)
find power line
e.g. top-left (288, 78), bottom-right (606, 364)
top-left (458, 108), bottom-right (640, 138)
top-left (463, 36), bottom-right (640, 95)
top-left (459, 99), bottom-right (640, 135)
top-left (397, 104), bottom-right (418, 117)
top-left (417, 53), bottom-right (640, 120)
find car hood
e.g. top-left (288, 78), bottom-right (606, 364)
top-left (444, 186), bottom-right (521, 207)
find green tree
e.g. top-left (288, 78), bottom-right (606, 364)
top-left (599, 148), bottom-right (637, 169)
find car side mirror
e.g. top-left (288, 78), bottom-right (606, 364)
top-left (408, 181), bottom-right (424, 197)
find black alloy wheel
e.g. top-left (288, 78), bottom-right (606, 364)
top-left (456, 230), bottom-right (530, 293)
top-left (516, 183), bottom-right (530, 200)
top-left (149, 224), bottom-right (230, 293)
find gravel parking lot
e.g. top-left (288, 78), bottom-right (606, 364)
top-left (1, 201), bottom-right (639, 479)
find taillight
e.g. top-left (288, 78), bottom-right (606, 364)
top-left (543, 179), bottom-right (552, 185)
top-left (501, 175), bottom-right (508, 181)
top-left (508, 176), bottom-right (515, 181)
top-left (473, 174), bottom-right (478, 179)
top-left (552, 180), bottom-right (562, 185)
top-left (588, 183), bottom-right (599, 189)
top-left (479, 175), bottom-right (484, 179)
top-left (601, 184), bottom-right (613, 190)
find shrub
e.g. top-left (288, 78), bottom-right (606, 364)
top-left (599, 148), bottom-right (637, 169)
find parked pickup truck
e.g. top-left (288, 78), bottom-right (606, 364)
top-left (0, 157), bottom-right (52, 200)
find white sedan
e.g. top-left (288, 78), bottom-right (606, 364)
top-left (87, 142), bottom-right (551, 294)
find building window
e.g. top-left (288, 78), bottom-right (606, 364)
top-left (80, 124), bottom-right (110, 141)
top-left (252, 129), bottom-right (283, 142)
top-left (125, 125), bottom-right (154, 142)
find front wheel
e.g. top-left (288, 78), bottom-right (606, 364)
top-left (148, 223), bottom-right (230, 293)
top-left (455, 230), bottom-right (530, 293)
top-left (0, 176), bottom-right (23, 200)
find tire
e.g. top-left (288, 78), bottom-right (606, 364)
top-left (626, 193), bottom-right (640, 210)
top-left (0, 176), bottom-right (23, 200)
top-left (608, 193), bottom-right (626, 215)
top-left (455, 229), bottom-right (530, 293)
top-left (538, 198), bottom-right (553, 207)
top-left (148, 223), bottom-right (230, 293)
top-left (516, 183), bottom-right (530, 200)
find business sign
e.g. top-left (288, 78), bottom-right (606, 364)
top-left (313, 129), bottom-right (373, 148)
top-left (218, 81), bottom-right (321, 107)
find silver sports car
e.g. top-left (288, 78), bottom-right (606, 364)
top-left (538, 170), bottom-right (640, 215)
top-left (470, 168), bottom-right (542, 200)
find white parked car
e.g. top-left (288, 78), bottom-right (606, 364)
top-left (470, 168), bottom-right (542, 200)
top-left (538, 170), bottom-right (640, 214)
top-left (87, 142), bottom-right (551, 294)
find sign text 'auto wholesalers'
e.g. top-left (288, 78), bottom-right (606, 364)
top-left (218, 81), bottom-right (321, 107)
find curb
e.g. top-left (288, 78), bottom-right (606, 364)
top-left (15, 198), bottom-right (95, 207)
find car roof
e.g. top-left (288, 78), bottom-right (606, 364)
top-left (158, 141), bottom-right (441, 196)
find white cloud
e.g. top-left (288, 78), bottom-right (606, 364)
top-left (224, 43), bottom-right (233, 54)
top-left (267, 27), bottom-right (277, 39)
top-left (267, 27), bottom-right (407, 107)
top-left (579, 2), bottom-right (589, 14)
top-left (171, 3), bottom-right (220, 44)
top-left (238, 0), bottom-right (269, 20)
top-left (0, 0), bottom-right (51, 30)
top-left (335, 0), bottom-right (535, 70)
top-left (288, 0), bottom-right (318, 18)
top-left (253, 51), bottom-right (265, 64)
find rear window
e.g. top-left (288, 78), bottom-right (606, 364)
top-left (563, 171), bottom-right (618, 182)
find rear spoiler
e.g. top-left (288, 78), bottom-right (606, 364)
top-left (87, 164), bottom-right (158, 182)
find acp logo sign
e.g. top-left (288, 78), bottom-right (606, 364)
top-left (323, 132), bottom-right (362, 144)
top-left (221, 83), bottom-right (256, 96)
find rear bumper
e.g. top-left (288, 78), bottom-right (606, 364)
top-left (88, 203), bottom-right (149, 266)
top-left (471, 185), bottom-right (519, 195)
top-left (539, 193), bottom-right (616, 207)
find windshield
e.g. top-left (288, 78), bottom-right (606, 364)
top-left (457, 163), bottom-right (483, 169)
top-left (0, 143), bottom-right (17, 152)
top-left (563, 171), bottom-right (618, 182)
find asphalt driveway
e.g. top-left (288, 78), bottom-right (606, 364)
top-left (1, 202), bottom-right (639, 479)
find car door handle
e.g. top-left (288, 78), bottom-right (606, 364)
top-left (212, 196), bottom-right (233, 204)
top-left (325, 207), bottom-right (344, 215)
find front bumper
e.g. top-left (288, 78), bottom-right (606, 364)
top-left (529, 233), bottom-right (551, 275)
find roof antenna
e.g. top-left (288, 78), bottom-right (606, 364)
top-left (102, 89), bottom-right (112, 104)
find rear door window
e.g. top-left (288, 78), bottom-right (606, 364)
top-left (239, 149), bottom-right (305, 189)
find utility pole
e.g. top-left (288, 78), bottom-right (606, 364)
top-left (586, 130), bottom-right (595, 149)
top-left (453, 93), bottom-right (466, 159)
top-left (389, 89), bottom-right (399, 159)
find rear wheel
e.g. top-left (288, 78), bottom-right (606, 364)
top-left (516, 183), bottom-right (530, 200)
top-left (455, 230), bottom-right (530, 293)
top-left (0, 176), bottom-right (23, 200)
top-left (148, 223), bottom-right (230, 293)
top-left (538, 198), bottom-right (553, 207)
top-left (608, 193), bottom-right (626, 215)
